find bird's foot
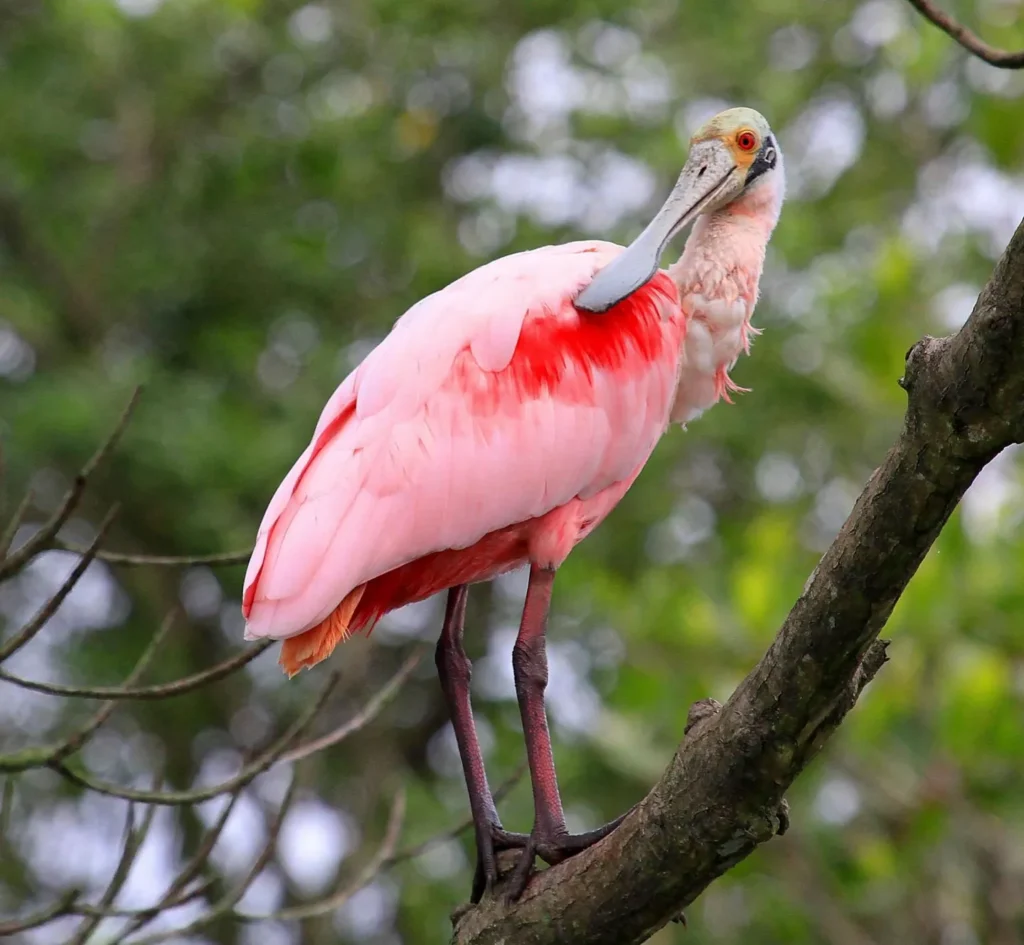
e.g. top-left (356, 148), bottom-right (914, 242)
top-left (471, 822), bottom-right (529, 903)
top-left (504, 808), bottom-right (635, 902)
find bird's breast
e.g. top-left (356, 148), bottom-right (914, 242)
top-left (671, 290), bottom-right (755, 424)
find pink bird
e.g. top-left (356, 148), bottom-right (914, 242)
top-left (243, 107), bottom-right (785, 900)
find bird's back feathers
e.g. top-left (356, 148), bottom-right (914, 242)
top-left (242, 241), bottom-right (685, 647)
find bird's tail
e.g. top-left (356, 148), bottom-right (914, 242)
top-left (278, 584), bottom-right (366, 677)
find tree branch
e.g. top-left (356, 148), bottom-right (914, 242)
top-left (46, 671), bottom-right (340, 804)
top-left (237, 788), bottom-right (407, 924)
top-left (0, 386), bottom-right (139, 582)
top-left (0, 506), bottom-right (119, 665)
top-left (276, 645), bottom-right (427, 765)
top-left (52, 542), bottom-right (253, 567)
top-left (0, 386), bottom-right (435, 939)
top-left (0, 639), bottom-right (273, 701)
top-left (66, 798), bottom-right (160, 945)
top-left (905, 0), bottom-right (1024, 68)
top-left (450, 217), bottom-right (1024, 945)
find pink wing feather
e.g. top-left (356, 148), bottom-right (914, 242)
top-left (243, 240), bottom-right (683, 642)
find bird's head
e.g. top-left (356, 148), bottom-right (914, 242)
top-left (576, 106), bottom-right (784, 313)
top-left (685, 107), bottom-right (785, 216)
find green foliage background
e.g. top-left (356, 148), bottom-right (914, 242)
top-left (2, 0), bottom-right (1024, 942)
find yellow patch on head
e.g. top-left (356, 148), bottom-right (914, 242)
top-left (691, 106), bottom-right (771, 170)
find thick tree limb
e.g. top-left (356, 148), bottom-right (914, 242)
top-left (451, 219), bottom-right (1024, 945)
top-left (905, 0), bottom-right (1024, 68)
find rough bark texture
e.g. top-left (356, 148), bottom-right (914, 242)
top-left (451, 218), bottom-right (1024, 945)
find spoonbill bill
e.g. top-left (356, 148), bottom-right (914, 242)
top-left (242, 106), bottom-right (785, 900)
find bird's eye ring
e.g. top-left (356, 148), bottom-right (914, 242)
top-left (736, 130), bottom-right (758, 152)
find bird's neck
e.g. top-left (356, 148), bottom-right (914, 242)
top-left (669, 184), bottom-right (781, 295)
top-left (664, 183), bottom-right (781, 426)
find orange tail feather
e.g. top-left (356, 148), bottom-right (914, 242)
top-left (278, 584), bottom-right (366, 677)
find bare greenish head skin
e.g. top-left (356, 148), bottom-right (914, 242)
top-left (691, 106), bottom-right (772, 143)
top-left (576, 106), bottom-right (783, 313)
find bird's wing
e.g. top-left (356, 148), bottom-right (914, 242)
top-left (243, 240), bottom-right (682, 640)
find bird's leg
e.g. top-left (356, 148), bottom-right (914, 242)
top-left (436, 585), bottom-right (527, 902)
top-left (506, 565), bottom-right (630, 900)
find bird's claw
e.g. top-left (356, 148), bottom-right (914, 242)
top-left (503, 808), bottom-right (635, 902)
top-left (492, 825), bottom-right (531, 850)
top-left (471, 822), bottom-right (531, 902)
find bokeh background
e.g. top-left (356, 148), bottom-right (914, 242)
top-left (3, 0), bottom-right (1024, 942)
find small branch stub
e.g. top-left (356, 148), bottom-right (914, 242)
top-left (684, 698), bottom-right (722, 735)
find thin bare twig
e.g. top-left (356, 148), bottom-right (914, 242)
top-left (48, 671), bottom-right (340, 804)
top-left (244, 787), bottom-right (407, 922)
top-left (0, 890), bottom-right (81, 937)
top-left (0, 777), bottom-right (13, 840)
top-left (72, 880), bottom-right (217, 923)
top-left (50, 614), bottom-right (175, 764)
top-left (67, 798), bottom-right (161, 945)
top-left (905, 0), bottom-right (1024, 68)
top-left (63, 648), bottom-right (429, 935)
top-left (0, 611), bottom-right (174, 774)
top-left (278, 645), bottom-right (429, 765)
top-left (0, 506), bottom-right (119, 665)
top-left (119, 774), bottom-right (301, 945)
top-left (114, 790), bottom-right (246, 938)
top-left (71, 692), bottom-right (475, 929)
top-left (385, 762), bottom-right (528, 868)
top-left (0, 640), bottom-right (273, 701)
top-left (0, 489), bottom-right (34, 560)
top-left (0, 388), bottom-right (139, 581)
top-left (108, 739), bottom-right (293, 937)
top-left (55, 542), bottom-right (253, 568)
top-left (208, 775), bottom-right (300, 919)
top-left (2, 382), bottom-right (474, 942)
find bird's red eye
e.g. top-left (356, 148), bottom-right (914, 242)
top-left (737, 130), bottom-right (758, 152)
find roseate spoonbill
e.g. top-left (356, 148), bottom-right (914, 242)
top-left (243, 107), bottom-right (784, 900)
